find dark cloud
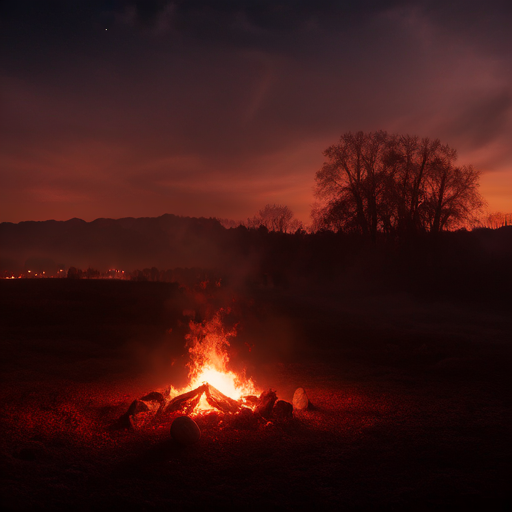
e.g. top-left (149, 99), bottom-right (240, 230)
top-left (124, 0), bottom-right (405, 31)
top-left (442, 90), bottom-right (512, 149)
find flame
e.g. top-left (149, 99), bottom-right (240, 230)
top-left (175, 309), bottom-right (258, 412)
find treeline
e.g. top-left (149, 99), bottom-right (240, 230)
top-left (26, 225), bottom-right (510, 306)
top-left (314, 131), bottom-right (486, 240)
top-left (1, 214), bottom-right (511, 305)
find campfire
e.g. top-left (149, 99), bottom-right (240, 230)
top-left (174, 309), bottom-right (260, 413)
top-left (117, 309), bottom-right (308, 434)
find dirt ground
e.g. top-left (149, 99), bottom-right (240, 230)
top-left (1, 280), bottom-right (511, 510)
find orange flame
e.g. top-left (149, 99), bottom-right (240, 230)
top-left (176, 309), bottom-right (258, 412)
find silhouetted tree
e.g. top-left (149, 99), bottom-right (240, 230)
top-left (424, 160), bottom-right (484, 233)
top-left (84, 267), bottom-right (100, 279)
top-left (481, 212), bottom-right (512, 229)
top-left (313, 131), bottom-right (485, 239)
top-left (248, 204), bottom-right (303, 233)
top-left (131, 269), bottom-right (147, 281)
top-left (67, 266), bottom-right (82, 279)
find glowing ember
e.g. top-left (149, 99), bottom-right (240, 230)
top-left (172, 309), bottom-right (259, 413)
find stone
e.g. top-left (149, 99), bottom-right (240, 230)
top-left (273, 400), bottom-right (293, 419)
top-left (255, 389), bottom-right (278, 418)
top-left (170, 416), bottom-right (201, 445)
top-left (292, 387), bottom-right (309, 411)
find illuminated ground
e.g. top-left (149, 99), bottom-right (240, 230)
top-left (1, 280), bottom-right (510, 510)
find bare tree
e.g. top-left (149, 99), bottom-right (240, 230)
top-left (315, 131), bottom-right (390, 241)
top-left (481, 212), bottom-right (512, 229)
top-left (383, 136), bottom-right (451, 235)
top-left (424, 164), bottom-right (485, 233)
top-left (248, 204), bottom-right (302, 233)
top-left (314, 131), bottom-right (485, 238)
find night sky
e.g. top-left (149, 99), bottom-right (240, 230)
top-left (1, 0), bottom-right (511, 224)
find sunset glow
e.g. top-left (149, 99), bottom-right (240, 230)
top-left (1, 2), bottom-right (511, 224)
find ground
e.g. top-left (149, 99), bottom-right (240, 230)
top-left (1, 280), bottom-right (510, 510)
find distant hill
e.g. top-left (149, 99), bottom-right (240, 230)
top-left (2, 215), bottom-right (511, 307)
top-left (0, 214), bottom-right (232, 272)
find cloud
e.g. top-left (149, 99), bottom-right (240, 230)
top-left (1, 0), bottom-right (511, 222)
top-left (442, 90), bottom-right (512, 150)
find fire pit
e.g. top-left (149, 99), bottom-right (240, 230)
top-left (116, 309), bottom-right (305, 431)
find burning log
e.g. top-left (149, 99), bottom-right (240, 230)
top-left (241, 395), bottom-right (259, 406)
top-left (205, 384), bottom-right (242, 414)
top-left (181, 394), bottom-right (202, 415)
top-left (140, 391), bottom-right (166, 404)
top-left (164, 384), bottom-right (207, 413)
top-left (115, 398), bottom-right (160, 430)
top-left (126, 399), bottom-right (150, 415)
top-left (164, 383), bottom-right (243, 414)
top-left (115, 383), bottom-right (298, 432)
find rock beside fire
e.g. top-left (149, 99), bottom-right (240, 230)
top-left (255, 389), bottom-right (277, 418)
top-left (292, 387), bottom-right (309, 411)
top-left (115, 385), bottom-right (300, 431)
top-left (171, 416), bottom-right (201, 445)
top-left (273, 400), bottom-right (293, 420)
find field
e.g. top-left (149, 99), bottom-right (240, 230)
top-left (1, 279), bottom-right (511, 510)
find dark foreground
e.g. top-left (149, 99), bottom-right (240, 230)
top-left (1, 280), bottom-right (511, 510)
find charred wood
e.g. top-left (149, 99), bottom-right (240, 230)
top-left (126, 399), bottom-right (150, 415)
top-left (113, 399), bottom-right (150, 430)
top-left (164, 384), bottom-right (207, 413)
top-left (241, 395), bottom-right (258, 406)
top-left (140, 391), bottom-right (165, 404)
top-left (205, 384), bottom-right (241, 413)
top-left (182, 394), bottom-right (202, 415)
top-left (255, 389), bottom-right (277, 418)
